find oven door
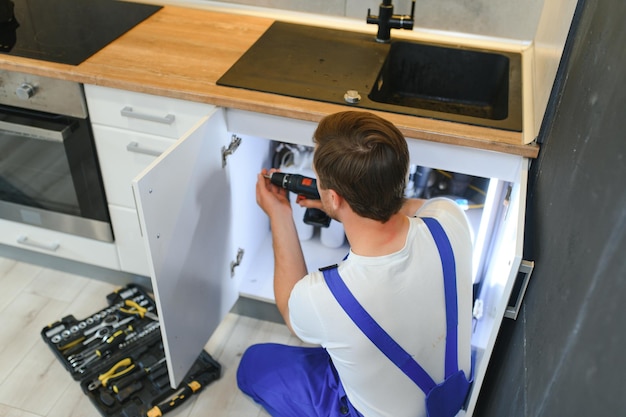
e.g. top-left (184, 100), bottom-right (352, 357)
top-left (0, 105), bottom-right (113, 242)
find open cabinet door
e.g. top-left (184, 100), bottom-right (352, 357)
top-left (132, 108), bottom-right (239, 387)
top-left (464, 158), bottom-right (529, 416)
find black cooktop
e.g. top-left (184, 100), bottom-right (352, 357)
top-left (0, 0), bottom-right (161, 65)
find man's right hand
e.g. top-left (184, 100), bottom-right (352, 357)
top-left (293, 193), bottom-right (324, 211)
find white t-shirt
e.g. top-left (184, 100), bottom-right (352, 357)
top-left (289, 198), bottom-right (473, 417)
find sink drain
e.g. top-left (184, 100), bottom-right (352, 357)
top-left (344, 90), bottom-right (361, 104)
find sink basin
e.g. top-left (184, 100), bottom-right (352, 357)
top-left (370, 41), bottom-right (511, 121)
top-left (217, 22), bottom-right (522, 131)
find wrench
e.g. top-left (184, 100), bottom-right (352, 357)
top-left (83, 315), bottom-right (119, 336)
top-left (82, 327), bottom-right (111, 346)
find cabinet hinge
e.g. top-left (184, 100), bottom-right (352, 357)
top-left (505, 259), bottom-right (535, 320)
top-left (230, 248), bottom-right (244, 277)
top-left (222, 134), bottom-right (242, 168)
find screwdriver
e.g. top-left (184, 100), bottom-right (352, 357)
top-left (264, 172), bottom-right (320, 199)
top-left (146, 380), bottom-right (202, 417)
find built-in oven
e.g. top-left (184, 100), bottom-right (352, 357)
top-left (0, 70), bottom-right (113, 242)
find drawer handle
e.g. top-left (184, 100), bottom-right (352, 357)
top-left (126, 141), bottom-right (163, 157)
top-left (120, 106), bottom-right (176, 125)
top-left (17, 235), bottom-right (60, 252)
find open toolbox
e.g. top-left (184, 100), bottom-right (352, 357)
top-left (41, 284), bottom-right (221, 417)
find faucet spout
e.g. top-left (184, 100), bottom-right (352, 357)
top-left (367, 0), bottom-right (416, 43)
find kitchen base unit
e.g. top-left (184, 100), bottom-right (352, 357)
top-left (131, 106), bottom-right (529, 417)
top-left (85, 84), bottom-right (216, 277)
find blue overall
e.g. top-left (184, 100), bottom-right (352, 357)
top-left (237, 217), bottom-right (470, 417)
top-left (237, 343), bottom-right (363, 416)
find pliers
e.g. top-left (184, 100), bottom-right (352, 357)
top-left (120, 300), bottom-right (158, 321)
top-left (88, 357), bottom-right (136, 391)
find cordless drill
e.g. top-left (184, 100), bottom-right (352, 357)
top-left (264, 172), bottom-right (330, 227)
top-left (265, 172), bottom-right (320, 199)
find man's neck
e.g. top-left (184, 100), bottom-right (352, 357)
top-left (343, 212), bottom-right (410, 257)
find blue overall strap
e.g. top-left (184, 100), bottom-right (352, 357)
top-left (421, 217), bottom-right (459, 378)
top-left (322, 266), bottom-right (437, 394)
top-left (321, 216), bottom-right (460, 395)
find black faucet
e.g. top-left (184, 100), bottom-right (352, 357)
top-left (367, 0), bottom-right (416, 43)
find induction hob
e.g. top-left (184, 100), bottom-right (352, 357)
top-left (0, 0), bottom-right (161, 65)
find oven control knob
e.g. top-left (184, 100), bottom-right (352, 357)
top-left (16, 83), bottom-right (36, 100)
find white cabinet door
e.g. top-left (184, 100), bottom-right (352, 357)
top-left (132, 108), bottom-right (239, 387)
top-left (464, 158), bottom-right (528, 416)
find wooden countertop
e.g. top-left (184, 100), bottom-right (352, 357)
top-left (0, 6), bottom-right (539, 158)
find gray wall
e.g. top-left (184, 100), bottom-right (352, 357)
top-left (210, 0), bottom-right (544, 40)
top-left (475, 0), bottom-right (626, 415)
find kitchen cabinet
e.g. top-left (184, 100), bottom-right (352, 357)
top-left (226, 109), bottom-right (530, 416)
top-left (85, 85), bottom-right (215, 276)
top-left (130, 102), bottom-right (529, 417)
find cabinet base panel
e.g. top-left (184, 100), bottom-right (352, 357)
top-left (232, 295), bottom-right (283, 324)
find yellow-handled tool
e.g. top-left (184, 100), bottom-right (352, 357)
top-left (87, 358), bottom-right (136, 391)
top-left (120, 300), bottom-right (158, 321)
top-left (146, 380), bottom-right (202, 417)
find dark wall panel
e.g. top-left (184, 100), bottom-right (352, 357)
top-left (475, 0), bottom-right (626, 416)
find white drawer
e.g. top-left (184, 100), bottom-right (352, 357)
top-left (109, 205), bottom-right (150, 277)
top-left (93, 125), bottom-right (175, 208)
top-left (0, 219), bottom-right (120, 270)
top-left (85, 84), bottom-right (213, 139)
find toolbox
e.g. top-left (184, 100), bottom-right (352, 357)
top-left (41, 284), bottom-right (221, 417)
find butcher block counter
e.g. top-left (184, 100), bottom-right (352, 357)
top-left (0, 6), bottom-right (539, 158)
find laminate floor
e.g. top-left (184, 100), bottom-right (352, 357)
top-left (0, 256), bottom-right (302, 417)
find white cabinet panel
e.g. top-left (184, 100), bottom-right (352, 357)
top-left (405, 135), bottom-right (523, 183)
top-left (225, 108), bottom-right (317, 146)
top-left (132, 108), bottom-right (239, 387)
top-left (85, 84), bottom-right (213, 139)
top-left (108, 205), bottom-right (150, 276)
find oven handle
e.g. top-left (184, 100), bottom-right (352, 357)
top-left (0, 120), bottom-right (69, 142)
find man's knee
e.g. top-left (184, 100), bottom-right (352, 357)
top-left (237, 343), bottom-right (277, 394)
top-left (237, 344), bottom-right (257, 393)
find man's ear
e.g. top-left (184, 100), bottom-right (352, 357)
top-left (328, 189), bottom-right (343, 210)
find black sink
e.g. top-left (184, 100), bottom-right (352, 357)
top-left (218, 22), bottom-right (522, 131)
top-left (370, 41), bottom-right (511, 121)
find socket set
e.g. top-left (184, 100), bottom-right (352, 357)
top-left (41, 284), bottom-right (221, 417)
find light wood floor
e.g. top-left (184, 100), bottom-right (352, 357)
top-left (0, 255), bottom-right (303, 417)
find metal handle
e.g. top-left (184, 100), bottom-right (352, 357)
top-left (505, 260), bottom-right (535, 320)
top-left (126, 141), bottom-right (163, 157)
top-left (17, 235), bottom-right (60, 252)
top-left (0, 120), bottom-right (69, 142)
top-left (120, 106), bottom-right (175, 125)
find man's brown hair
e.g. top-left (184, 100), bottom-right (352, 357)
top-left (313, 111), bottom-right (408, 222)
